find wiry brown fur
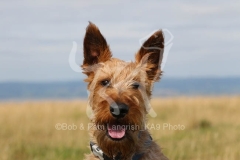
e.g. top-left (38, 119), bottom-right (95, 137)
top-left (82, 22), bottom-right (168, 160)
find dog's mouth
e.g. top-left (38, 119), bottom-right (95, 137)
top-left (107, 124), bottom-right (126, 140)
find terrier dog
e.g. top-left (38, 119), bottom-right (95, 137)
top-left (82, 22), bottom-right (168, 160)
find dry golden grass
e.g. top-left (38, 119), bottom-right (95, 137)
top-left (0, 97), bottom-right (240, 160)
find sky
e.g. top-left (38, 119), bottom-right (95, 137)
top-left (0, 0), bottom-right (240, 82)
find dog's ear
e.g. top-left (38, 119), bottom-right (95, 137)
top-left (82, 22), bottom-right (112, 67)
top-left (135, 30), bottom-right (164, 81)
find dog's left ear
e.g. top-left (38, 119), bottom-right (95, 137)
top-left (135, 30), bottom-right (164, 81)
top-left (82, 22), bottom-right (112, 67)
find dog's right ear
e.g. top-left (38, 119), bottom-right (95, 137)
top-left (135, 30), bottom-right (164, 81)
top-left (82, 22), bottom-right (112, 67)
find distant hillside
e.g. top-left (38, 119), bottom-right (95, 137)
top-left (0, 78), bottom-right (240, 100)
top-left (154, 77), bottom-right (240, 96)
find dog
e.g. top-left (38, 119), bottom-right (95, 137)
top-left (82, 22), bottom-right (168, 160)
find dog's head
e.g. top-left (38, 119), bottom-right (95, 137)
top-left (81, 22), bottom-right (164, 158)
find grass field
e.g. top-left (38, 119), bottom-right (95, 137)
top-left (0, 96), bottom-right (240, 160)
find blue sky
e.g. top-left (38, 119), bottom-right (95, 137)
top-left (0, 0), bottom-right (240, 82)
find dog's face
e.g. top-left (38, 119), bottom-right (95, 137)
top-left (82, 22), bottom-right (164, 158)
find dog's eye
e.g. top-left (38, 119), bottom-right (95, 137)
top-left (101, 80), bottom-right (110, 86)
top-left (132, 83), bottom-right (140, 89)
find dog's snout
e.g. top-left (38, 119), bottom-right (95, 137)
top-left (110, 103), bottom-right (129, 118)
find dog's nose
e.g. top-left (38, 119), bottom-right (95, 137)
top-left (110, 103), bottom-right (129, 118)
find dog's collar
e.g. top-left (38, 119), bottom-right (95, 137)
top-left (90, 141), bottom-right (143, 160)
top-left (90, 134), bottom-right (152, 160)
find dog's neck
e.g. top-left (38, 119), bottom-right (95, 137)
top-left (90, 130), bottom-right (152, 160)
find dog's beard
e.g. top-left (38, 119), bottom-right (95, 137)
top-left (94, 129), bottom-right (138, 159)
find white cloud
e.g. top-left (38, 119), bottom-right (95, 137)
top-left (0, 0), bottom-right (240, 82)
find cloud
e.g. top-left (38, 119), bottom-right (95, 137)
top-left (0, 0), bottom-right (240, 82)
